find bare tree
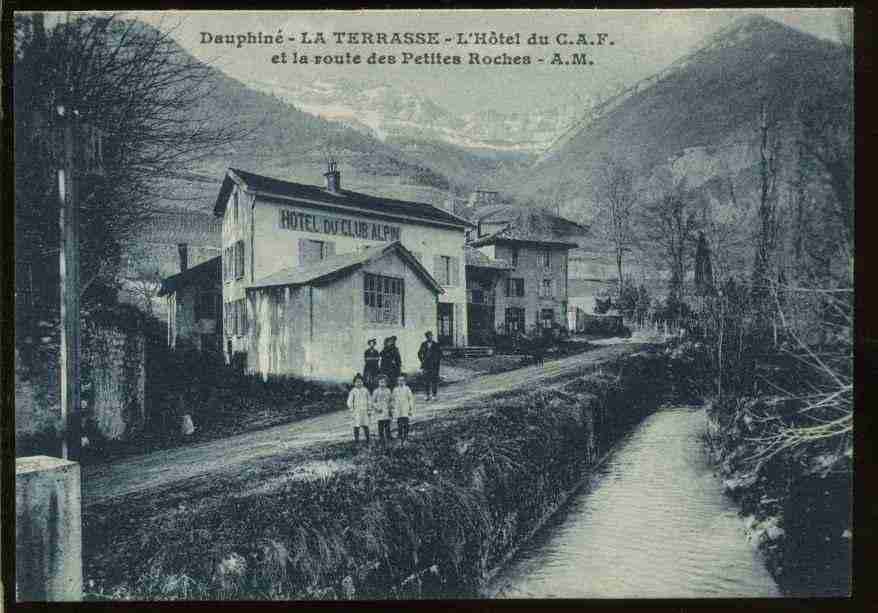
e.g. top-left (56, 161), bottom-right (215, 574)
top-left (593, 156), bottom-right (639, 295)
top-left (128, 270), bottom-right (163, 317)
top-left (14, 13), bottom-right (248, 320)
top-left (751, 103), bottom-right (783, 305)
top-left (640, 173), bottom-right (698, 309)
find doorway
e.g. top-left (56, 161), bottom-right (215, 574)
top-left (437, 302), bottom-right (454, 346)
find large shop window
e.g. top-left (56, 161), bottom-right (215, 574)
top-left (540, 308), bottom-right (556, 329)
top-left (364, 273), bottom-right (404, 325)
top-left (505, 307), bottom-right (526, 333)
top-left (505, 277), bottom-right (525, 297)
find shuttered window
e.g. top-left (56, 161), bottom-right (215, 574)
top-left (505, 278), bottom-right (525, 297)
top-left (505, 307), bottom-right (526, 333)
top-left (434, 255), bottom-right (460, 286)
top-left (224, 298), bottom-right (248, 336)
top-left (299, 239), bottom-right (334, 265)
top-left (234, 241), bottom-right (245, 280)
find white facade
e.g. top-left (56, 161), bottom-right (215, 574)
top-left (218, 170), bottom-right (471, 363)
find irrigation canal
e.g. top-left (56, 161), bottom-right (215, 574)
top-left (485, 406), bottom-right (781, 598)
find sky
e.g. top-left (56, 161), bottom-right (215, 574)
top-left (85, 9), bottom-right (849, 115)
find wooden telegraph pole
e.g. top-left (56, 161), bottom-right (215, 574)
top-left (57, 104), bottom-right (81, 461)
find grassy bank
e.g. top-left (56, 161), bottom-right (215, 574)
top-left (668, 337), bottom-right (852, 597)
top-left (84, 347), bottom-right (670, 600)
top-left (703, 394), bottom-right (852, 597)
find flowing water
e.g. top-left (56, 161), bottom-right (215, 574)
top-left (486, 406), bottom-right (780, 598)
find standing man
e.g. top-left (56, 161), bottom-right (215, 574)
top-left (418, 330), bottom-right (442, 401)
top-left (380, 336), bottom-right (402, 388)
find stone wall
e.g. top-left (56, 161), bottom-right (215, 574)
top-left (81, 323), bottom-right (147, 441)
top-left (15, 317), bottom-right (148, 450)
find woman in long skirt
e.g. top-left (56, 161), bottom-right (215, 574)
top-left (363, 338), bottom-right (380, 392)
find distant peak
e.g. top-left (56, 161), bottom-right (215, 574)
top-left (709, 13), bottom-right (797, 42)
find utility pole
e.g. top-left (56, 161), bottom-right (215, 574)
top-left (57, 104), bottom-right (81, 461)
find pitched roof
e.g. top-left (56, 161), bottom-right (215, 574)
top-left (158, 256), bottom-right (221, 297)
top-left (470, 205), bottom-right (589, 235)
top-left (467, 223), bottom-right (580, 249)
top-left (246, 241), bottom-right (444, 293)
top-left (213, 168), bottom-right (473, 229)
top-left (464, 246), bottom-right (512, 270)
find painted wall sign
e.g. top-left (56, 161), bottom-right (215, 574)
top-left (279, 208), bottom-right (401, 242)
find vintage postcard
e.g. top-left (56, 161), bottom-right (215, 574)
top-left (10, 8), bottom-right (853, 602)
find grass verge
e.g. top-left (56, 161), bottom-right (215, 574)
top-left (83, 347), bottom-right (670, 600)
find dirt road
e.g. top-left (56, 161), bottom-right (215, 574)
top-left (83, 342), bottom-right (643, 507)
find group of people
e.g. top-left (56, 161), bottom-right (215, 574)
top-left (346, 331), bottom-right (443, 444)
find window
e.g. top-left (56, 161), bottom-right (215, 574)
top-left (299, 239), bottom-right (334, 265)
top-left (234, 240), bottom-right (245, 280)
top-left (434, 255), bottom-right (460, 286)
top-left (540, 308), bottom-right (555, 329)
top-left (511, 248), bottom-right (519, 267)
top-left (540, 279), bottom-right (554, 299)
top-left (224, 299), bottom-right (248, 336)
top-left (224, 241), bottom-right (245, 281)
top-left (232, 190), bottom-right (239, 225)
top-left (364, 273), bottom-right (403, 325)
top-left (505, 278), bottom-right (525, 298)
top-left (467, 278), bottom-right (494, 305)
top-left (505, 307), bottom-right (526, 333)
top-left (541, 249), bottom-right (551, 269)
top-left (196, 291), bottom-right (218, 320)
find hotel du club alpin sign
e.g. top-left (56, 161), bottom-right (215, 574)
top-left (279, 207), bottom-right (402, 242)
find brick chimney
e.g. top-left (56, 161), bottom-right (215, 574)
top-left (323, 160), bottom-right (341, 194)
top-left (178, 243), bottom-right (188, 272)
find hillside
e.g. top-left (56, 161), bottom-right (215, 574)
top-left (148, 38), bottom-right (483, 214)
top-left (505, 15), bottom-right (849, 218)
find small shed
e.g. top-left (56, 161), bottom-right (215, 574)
top-left (245, 241), bottom-right (443, 383)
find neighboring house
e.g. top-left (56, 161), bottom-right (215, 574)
top-left (468, 210), bottom-right (578, 334)
top-left (158, 256), bottom-right (222, 353)
top-left (210, 164), bottom-right (473, 381)
top-left (464, 247), bottom-right (512, 346)
top-left (118, 209), bottom-right (221, 319)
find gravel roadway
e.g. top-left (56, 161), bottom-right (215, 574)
top-left (83, 342), bottom-right (645, 507)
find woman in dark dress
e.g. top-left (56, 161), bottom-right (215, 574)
top-left (363, 338), bottom-right (381, 392)
top-left (379, 336), bottom-right (402, 388)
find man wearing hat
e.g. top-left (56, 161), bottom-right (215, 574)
top-left (418, 331), bottom-right (442, 401)
top-left (363, 338), bottom-right (381, 392)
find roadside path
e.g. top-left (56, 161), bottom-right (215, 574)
top-left (83, 342), bottom-right (644, 506)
